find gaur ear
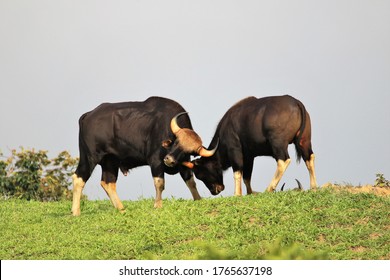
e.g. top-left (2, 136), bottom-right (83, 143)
top-left (162, 140), bottom-right (173, 149)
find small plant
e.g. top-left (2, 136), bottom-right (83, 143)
top-left (374, 173), bottom-right (390, 187)
top-left (0, 148), bottom-right (79, 201)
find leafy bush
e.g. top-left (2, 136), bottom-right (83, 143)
top-left (374, 173), bottom-right (390, 187)
top-left (0, 148), bottom-right (79, 201)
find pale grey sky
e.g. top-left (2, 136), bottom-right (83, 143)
top-left (1, 0), bottom-right (389, 201)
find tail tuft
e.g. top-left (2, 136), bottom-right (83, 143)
top-left (294, 101), bottom-right (306, 163)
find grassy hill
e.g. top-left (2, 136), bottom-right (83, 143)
top-left (0, 188), bottom-right (389, 260)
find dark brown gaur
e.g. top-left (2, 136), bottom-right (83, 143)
top-left (169, 95), bottom-right (318, 196)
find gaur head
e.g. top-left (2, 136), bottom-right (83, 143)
top-left (163, 112), bottom-right (217, 167)
top-left (190, 157), bottom-right (225, 195)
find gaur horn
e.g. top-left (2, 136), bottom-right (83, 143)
top-left (295, 179), bottom-right (303, 190)
top-left (170, 112), bottom-right (188, 135)
top-left (181, 161), bottom-right (194, 169)
top-left (197, 139), bottom-right (219, 158)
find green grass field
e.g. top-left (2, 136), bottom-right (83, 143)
top-left (1, 188), bottom-right (389, 260)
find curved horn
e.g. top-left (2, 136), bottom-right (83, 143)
top-left (295, 179), bottom-right (303, 191)
top-left (170, 112), bottom-right (188, 135)
top-left (281, 182), bottom-right (286, 191)
top-left (182, 161), bottom-right (194, 169)
top-left (197, 139), bottom-right (219, 157)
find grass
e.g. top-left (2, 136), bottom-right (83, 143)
top-left (0, 188), bottom-right (389, 260)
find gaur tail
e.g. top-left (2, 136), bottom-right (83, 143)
top-left (75, 113), bottom-right (94, 180)
top-left (293, 101), bottom-right (307, 163)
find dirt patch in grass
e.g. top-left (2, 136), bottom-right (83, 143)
top-left (369, 233), bottom-right (382, 240)
top-left (351, 246), bottom-right (367, 253)
top-left (321, 183), bottom-right (390, 196)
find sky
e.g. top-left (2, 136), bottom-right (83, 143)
top-left (0, 0), bottom-right (389, 201)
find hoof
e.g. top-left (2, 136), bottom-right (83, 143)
top-left (154, 201), bottom-right (163, 208)
top-left (72, 210), bottom-right (81, 217)
top-left (265, 187), bottom-right (275, 192)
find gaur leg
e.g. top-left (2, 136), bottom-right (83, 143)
top-left (72, 154), bottom-right (96, 216)
top-left (72, 174), bottom-right (86, 216)
top-left (180, 169), bottom-right (201, 200)
top-left (100, 156), bottom-right (124, 212)
top-left (266, 142), bottom-right (290, 192)
top-left (297, 111), bottom-right (318, 190)
top-left (243, 157), bottom-right (257, 195)
top-left (153, 177), bottom-right (165, 208)
top-left (233, 170), bottom-right (243, 196)
top-left (101, 181), bottom-right (125, 212)
top-left (266, 159), bottom-right (291, 192)
top-left (299, 133), bottom-right (318, 190)
top-left (230, 148), bottom-right (245, 196)
top-left (151, 164), bottom-right (165, 208)
top-left (305, 154), bottom-right (317, 190)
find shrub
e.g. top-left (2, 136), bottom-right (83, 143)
top-left (0, 148), bottom-right (79, 201)
top-left (374, 173), bottom-right (390, 187)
